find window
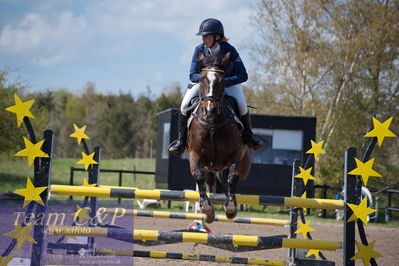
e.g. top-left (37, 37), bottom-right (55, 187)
top-left (252, 129), bottom-right (303, 165)
top-left (161, 123), bottom-right (170, 159)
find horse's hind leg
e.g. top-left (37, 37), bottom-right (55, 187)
top-left (224, 163), bottom-right (239, 219)
top-left (205, 171), bottom-right (216, 193)
top-left (193, 169), bottom-right (215, 223)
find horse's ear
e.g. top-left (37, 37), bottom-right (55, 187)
top-left (198, 52), bottom-right (205, 61)
top-left (197, 52), bottom-right (205, 71)
top-left (221, 52), bottom-right (231, 69)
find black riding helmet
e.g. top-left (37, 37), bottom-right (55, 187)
top-left (196, 18), bottom-right (224, 36)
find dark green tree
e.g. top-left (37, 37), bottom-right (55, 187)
top-left (0, 70), bottom-right (27, 157)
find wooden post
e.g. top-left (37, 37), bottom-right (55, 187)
top-left (343, 147), bottom-right (356, 266)
top-left (30, 130), bottom-right (54, 266)
top-left (88, 146), bottom-right (101, 250)
top-left (288, 159), bottom-right (302, 265)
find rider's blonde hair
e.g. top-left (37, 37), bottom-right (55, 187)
top-left (216, 34), bottom-right (229, 43)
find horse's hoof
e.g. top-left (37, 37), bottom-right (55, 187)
top-left (201, 200), bottom-right (215, 223)
top-left (224, 201), bottom-right (237, 219)
top-left (201, 199), bottom-right (213, 213)
top-left (205, 211), bottom-right (215, 223)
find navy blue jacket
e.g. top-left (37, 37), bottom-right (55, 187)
top-left (189, 42), bottom-right (248, 87)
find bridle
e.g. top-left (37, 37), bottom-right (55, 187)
top-left (201, 68), bottom-right (224, 73)
top-left (193, 67), bottom-right (234, 131)
top-left (199, 67), bottom-right (225, 112)
top-left (193, 67), bottom-right (234, 163)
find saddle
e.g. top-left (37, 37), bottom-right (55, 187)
top-left (223, 95), bottom-right (240, 118)
top-left (187, 95), bottom-right (243, 131)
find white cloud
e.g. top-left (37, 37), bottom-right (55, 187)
top-left (0, 0), bottom-right (255, 95)
top-left (0, 0), bottom-right (252, 61)
top-left (0, 13), bottom-right (45, 54)
top-left (0, 9), bottom-right (89, 66)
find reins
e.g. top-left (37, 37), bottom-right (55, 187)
top-left (192, 97), bottom-right (234, 165)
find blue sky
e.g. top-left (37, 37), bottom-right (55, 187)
top-left (0, 0), bottom-right (257, 97)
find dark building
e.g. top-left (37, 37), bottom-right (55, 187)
top-left (155, 108), bottom-right (316, 197)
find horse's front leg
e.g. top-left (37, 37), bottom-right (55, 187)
top-left (193, 169), bottom-right (215, 223)
top-left (224, 163), bottom-right (239, 219)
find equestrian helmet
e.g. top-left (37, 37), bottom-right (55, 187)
top-left (196, 18), bottom-right (224, 36)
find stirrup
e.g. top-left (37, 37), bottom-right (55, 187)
top-left (168, 139), bottom-right (186, 155)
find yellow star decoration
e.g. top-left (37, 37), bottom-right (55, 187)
top-left (73, 205), bottom-right (92, 224)
top-left (351, 240), bottom-right (383, 266)
top-left (70, 124), bottom-right (90, 144)
top-left (347, 196), bottom-right (376, 226)
top-left (306, 249), bottom-right (320, 259)
top-left (5, 93), bottom-right (35, 127)
top-left (76, 152), bottom-right (98, 171)
top-left (301, 191), bottom-right (307, 212)
top-left (295, 167), bottom-right (316, 185)
top-left (14, 177), bottom-right (47, 208)
top-left (3, 223), bottom-right (37, 249)
top-left (295, 220), bottom-right (315, 239)
top-left (83, 178), bottom-right (97, 187)
top-left (365, 117), bottom-right (396, 147)
top-left (15, 137), bottom-right (49, 167)
top-left (306, 140), bottom-right (326, 159)
top-left (0, 255), bottom-right (14, 266)
top-left (348, 158), bottom-right (382, 186)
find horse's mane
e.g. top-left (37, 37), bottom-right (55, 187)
top-left (198, 54), bottom-right (224, 70)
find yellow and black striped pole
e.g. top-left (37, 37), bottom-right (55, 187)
top-left (47, 226), bottom-right (342, 251)
top-left (95, 248), bottom-right (286, 266)
top-left (50, 185), bottom-right (344, 210)
top-left (103, 208), bottom-right (289, 226)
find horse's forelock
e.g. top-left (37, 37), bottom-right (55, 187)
top-left (199, 54), bottom-right (223, 69)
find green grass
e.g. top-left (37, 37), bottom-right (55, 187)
top-left (53, 157), bottom-right (156, 189)
top-left (0, 157), bottom-right (33, 191)
top-left (0, 157), bottom-right (156, 193)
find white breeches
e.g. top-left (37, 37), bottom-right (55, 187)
top-left (180, 83), bottom-right (248, 116)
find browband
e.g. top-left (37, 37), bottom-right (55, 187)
top-left (201, 68), bottom-right (225, 73)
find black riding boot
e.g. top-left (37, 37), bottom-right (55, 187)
top-left (240, 112), bottom-right (262, 150)
top-left (168, 113), bottom-right (188, 155)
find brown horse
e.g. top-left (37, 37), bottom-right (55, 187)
top-left (187, 52), bottom-right (253, 223)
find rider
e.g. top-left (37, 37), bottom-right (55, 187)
top-left (168, 18), bottom-right (261, 155)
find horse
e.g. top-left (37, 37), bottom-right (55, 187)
top-left (187, 52), bottom-right (253, 223)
